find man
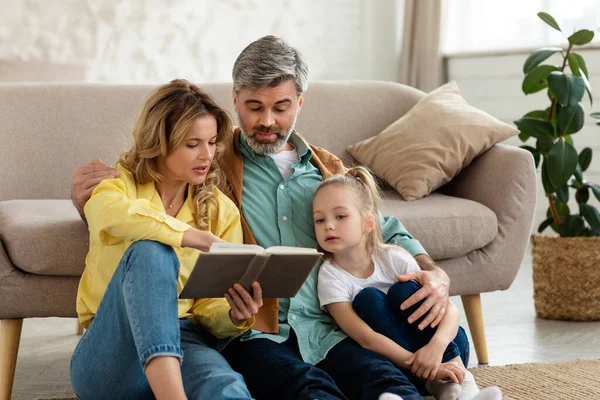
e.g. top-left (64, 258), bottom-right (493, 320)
top-left (72, 36), bottom-right (452, 400)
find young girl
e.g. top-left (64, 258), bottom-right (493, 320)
top-left (313, 166), bottom-right (501, 400)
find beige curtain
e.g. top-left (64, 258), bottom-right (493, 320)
top-left (398, 0), bottom-right (443, 92)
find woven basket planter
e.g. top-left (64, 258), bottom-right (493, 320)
top-left (531, 235), bottom-right (600, 321)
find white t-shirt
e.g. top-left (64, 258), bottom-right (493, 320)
top-left (318, 246), bottom-right (421, 309)
top-left (266, 147), bottom-right (299, 180)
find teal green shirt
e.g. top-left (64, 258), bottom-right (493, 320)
top-left (238, 131), bottom-right (426, 365)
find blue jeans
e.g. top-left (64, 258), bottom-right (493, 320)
top-left (352, 281), bottom-right (470, 393)
top-left (70, 240), bottom-right (252, 400)
top-left (222, 329), bottom-right (423, 400)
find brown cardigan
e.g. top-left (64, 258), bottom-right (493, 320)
top-left (220, 128), bottom-right (346, 333)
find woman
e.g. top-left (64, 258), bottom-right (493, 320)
top-left (70, 80), bottom-right (261, 400)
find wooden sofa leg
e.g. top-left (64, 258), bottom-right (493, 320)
top-left (461, 294), bottom-right (489, 365)
top-left (1, 319), bottom-right (23, 400)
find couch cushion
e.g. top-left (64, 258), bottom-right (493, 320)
top-left (0, 200), bottom-right (88, 276)
top-left (347, 81), bottom-right (518, 201)
top-left (0, 193), bottom-right (497, 277)
top-left (380, 191), bottom-right (497, 260)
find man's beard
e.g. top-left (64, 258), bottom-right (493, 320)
top-left (237, 110), bottom-right (298, 155)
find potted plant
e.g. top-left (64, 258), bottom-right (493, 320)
top-left (516, 11), bottom-right (600, 321)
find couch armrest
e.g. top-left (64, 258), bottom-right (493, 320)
top-left (439, 144), bottom-right (537, 291)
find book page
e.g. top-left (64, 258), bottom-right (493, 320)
top-left (265, 246), bottom-right (320, 254)
top-left (209, 242), bottom-right (265, 253)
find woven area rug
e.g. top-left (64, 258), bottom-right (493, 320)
top-left (42, 359), bottom-right (600, 400)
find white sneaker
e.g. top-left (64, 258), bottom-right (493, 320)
top-left (379, 393), bottom-right (404, 400)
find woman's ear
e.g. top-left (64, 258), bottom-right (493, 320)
top-left (364, 214), bottom-right (376, 233)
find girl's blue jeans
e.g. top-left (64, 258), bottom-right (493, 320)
top-left (352, 281), bottom-right (470, 391)
top-left (70, 240), bottom-right (252, 400)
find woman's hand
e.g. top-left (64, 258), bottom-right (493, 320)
top-left (225, 282), bottom-right (263, 325)
top-left (404, 340), bottom-right (445, 381)
top-left (181, 228), bottom-right (226, 252)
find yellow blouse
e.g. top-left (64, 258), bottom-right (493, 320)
top-left (76, 164), bottom-right (251, 338)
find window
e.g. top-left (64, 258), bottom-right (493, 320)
top-left (442, 0), bottom-right (600, 54)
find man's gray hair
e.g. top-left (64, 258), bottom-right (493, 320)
top-left (232, 35), bottom-right (309, 95)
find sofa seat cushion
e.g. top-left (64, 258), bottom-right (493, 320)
top-left (380, 191), bottom-right (497, 260)
top-left (0, 200), bottom-right (88, 276)
top-left (0, 193), bottom-right (496, 276)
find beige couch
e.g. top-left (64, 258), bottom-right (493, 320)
top-left (0, 81), bottom-right (536, 399)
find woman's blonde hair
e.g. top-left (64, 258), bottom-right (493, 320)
top-left (119, 79), bottom-right (232, 230)
top-left (314, 166), bottom-right (384, 257)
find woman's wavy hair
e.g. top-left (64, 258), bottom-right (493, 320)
top-left (119, 79), bottom-right (232, 230)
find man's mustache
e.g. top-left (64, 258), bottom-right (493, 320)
top-left (252, 126), bottom-right (281, 135)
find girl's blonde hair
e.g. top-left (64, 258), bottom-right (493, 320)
top-left (314, 166), bottom-right (384, 256)
top-left (119, 79), bottom-right (232, 230)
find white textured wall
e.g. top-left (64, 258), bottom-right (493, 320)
top-left (0, 0), bottom-right (400, 83)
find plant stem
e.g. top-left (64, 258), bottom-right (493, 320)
top-left (548, 97), bottom-right (557, 126)
top-left (547, 193), bottom-right (561, 232)
top-left (560, 44), bottom-right (572, 72)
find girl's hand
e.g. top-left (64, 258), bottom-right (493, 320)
top-left (225, 282), bottom-right (263, 325)
top-left (435, 359), bottom-right (467, 384)
top-left (404, 342), bottom-right (444, 381)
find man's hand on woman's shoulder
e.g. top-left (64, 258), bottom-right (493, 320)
top-left (71, 159), bottom-right (120, 220)
top-left (396, 254), bottom-right (450, 330)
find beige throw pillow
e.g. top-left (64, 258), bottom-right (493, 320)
top-left (347, 81), bottom-right (518, 201)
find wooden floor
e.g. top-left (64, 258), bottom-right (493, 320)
top-left (9, 250), bottom-right (600, 400)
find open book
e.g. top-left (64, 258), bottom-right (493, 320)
top-left (179, 243), bottom-right (322, 299)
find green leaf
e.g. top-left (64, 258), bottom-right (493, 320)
top-left (538, 12), bottom-right (562, 32)
top-left (576, 187), bottom-right (590, 204)
top-left (556, 184), bottom-right (569, 203)
top-left (580, 204), bottom-right (600, 232)
top-left (547, 139), bottom-right (579, 187)
top-left (568, 53), bottom-right (589, 78)
top-left (522, 65), bottom-right (559, 94)
top-left (574, 164), bottom-right (584, 184)
top-left (536, 136), bottom-right (554, 153)
top-left (525, 109), bottom-right (550, 119)
top-left (591, 112), bottom-right (600, 119)
top-left (591, 184), bottom-right (600, 201)
top-left (514, 117), bottom-right (555, 140)
top-left (523, 48), bottom-right (562, 73)
top-left (520, 145), bottom-right (540, 168)
top-left (579, 67), bottom-right (594, 106)
top-left (518, 131), bottom-right (530, 141)
top-left (547, 72), bottom-right (586, 106)
top-left (542, 158), bottom-right (557, 194)
top-left (568, 53), bottom-right (592, 105)
top-left (560, 215), bottom-right (585, 237)
top-left (557, 103), bottom-right (585, 134)
top-left (538, 217), bottom-right (554, 233)
top-left (565, 134), bottom-right (573, 145)
top-left (579, 147), bottom-right (592, 171)
top-left (568, 29), bottom-right (595, 46)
